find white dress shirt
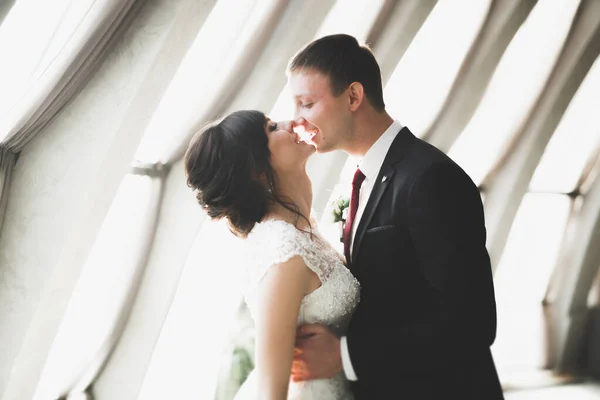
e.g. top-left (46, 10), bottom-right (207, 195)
top-left (341, 119), bottom-right (403, 381)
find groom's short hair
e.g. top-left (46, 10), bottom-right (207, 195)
top-left (288, 34), bottom-right (385, 112)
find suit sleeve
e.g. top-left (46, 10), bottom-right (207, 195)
top-left (346, 163), bottom-right (498, 378)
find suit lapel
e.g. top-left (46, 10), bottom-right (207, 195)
top-left (352, 165), bottom-right (394, 265)
top-left (351, 127), bottom-right (415, 267)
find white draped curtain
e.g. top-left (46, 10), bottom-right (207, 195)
top-left (1, 0), bottom-right (600, 398)
top-left (0, 0), bottom-right (143, 237)
top-left (0, 1), bottom-right (15, 26)
top-left (30, 1), bottom-right (287, 398)
top-left (137, 218), bottom-right (248, 400)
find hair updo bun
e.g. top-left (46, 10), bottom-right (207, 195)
top-left (184, 110), bottom-right (271, 237)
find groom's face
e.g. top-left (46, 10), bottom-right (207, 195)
top-left (288, 69), bottom-right (353, 153)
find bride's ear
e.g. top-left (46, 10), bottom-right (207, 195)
top-left (257, 171), bottom-right (271, 192)
top-left (257, 171), bottom-right (267, 184)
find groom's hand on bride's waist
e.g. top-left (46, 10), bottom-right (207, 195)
top-left (291, 324), bottom-right (342, 382)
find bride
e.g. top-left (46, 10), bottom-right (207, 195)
top-left (184, 110), bottom-right (359, 399)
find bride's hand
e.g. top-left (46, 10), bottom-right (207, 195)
top-left (292, 324), bottom-right (342, 382)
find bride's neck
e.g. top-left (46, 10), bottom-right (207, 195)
top-left (267, 172), bottom-right (312, 228)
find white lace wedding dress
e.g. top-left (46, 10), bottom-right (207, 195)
top-left (233, 219), bottom-right (360, 400)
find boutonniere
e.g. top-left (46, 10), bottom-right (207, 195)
top-left (331, 196), bottom-right (350, 242)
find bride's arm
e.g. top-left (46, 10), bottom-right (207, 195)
top-left (253, 255), bottom-right (311, 400)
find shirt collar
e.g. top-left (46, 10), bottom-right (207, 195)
top-left (358, 120), bottom-right (403, 181)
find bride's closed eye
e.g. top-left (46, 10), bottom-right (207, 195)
top-left (268, 122), bottom-right (278, 132)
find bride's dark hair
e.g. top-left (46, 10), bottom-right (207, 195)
top-left (184, 110), bottom-right (308, 237)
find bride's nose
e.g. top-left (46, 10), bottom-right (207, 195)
top-left (277, 120), bottom-right (294, 134)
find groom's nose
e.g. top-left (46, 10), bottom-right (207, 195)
top-left (294, 118), bottom-right (316, 132)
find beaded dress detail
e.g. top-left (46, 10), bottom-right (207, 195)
top-left (233, 219), bottom-right (360, 400)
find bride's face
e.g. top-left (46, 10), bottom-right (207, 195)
top-left (264, 118), bottom-right (315, 174)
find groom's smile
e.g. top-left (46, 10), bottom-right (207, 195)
top-left (288, 68), bottom-right (356, 154)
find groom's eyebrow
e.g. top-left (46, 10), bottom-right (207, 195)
top-left (294, 91), bottom-right (313, 97)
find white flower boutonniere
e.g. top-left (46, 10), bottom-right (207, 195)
top-left (331, 196), bottom-right (350, 242)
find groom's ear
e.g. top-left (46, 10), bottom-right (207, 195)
top-left (347, 82), bottom-right (364, 112)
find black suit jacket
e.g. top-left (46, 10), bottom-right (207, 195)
top-left (346, 127), bottom-right (504, 399)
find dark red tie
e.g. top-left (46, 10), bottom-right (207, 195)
top-left (344, 168), bottom-right (366, 263)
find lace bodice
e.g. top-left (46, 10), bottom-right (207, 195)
top-left (237, 219), bottom-right (360, 400)
top-left (244, 219), bottom-right (360, 332)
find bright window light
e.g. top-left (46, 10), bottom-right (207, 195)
top-left (384, 0), bottom-right (492, 137)
top-left (268, 0), bottom-right (386, 121)
top-left (587, 267), bottom-right (600, 307)
top-left (448, 0), bottom-right (580, 186)
top-left (529, 55), bottom-right (600, 194)
top-left (491, 193), bottom-right (572, 371)
top-left (34, 174), bottom-right (160, 399)
top-left (0, 0), bottom-right (97, 129)
top-left (138, 219), bottom-right (246, 400)
top-left (134, 0), bottom-right (272, 163)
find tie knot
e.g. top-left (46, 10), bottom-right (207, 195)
top-left (352, 168), bottom-right (366, 188)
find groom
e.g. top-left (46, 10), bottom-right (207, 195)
top-left (289, 34), bottom-right (504, 399)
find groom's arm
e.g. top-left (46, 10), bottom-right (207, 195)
top-left (346, 163), bottom-right (497, 379)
